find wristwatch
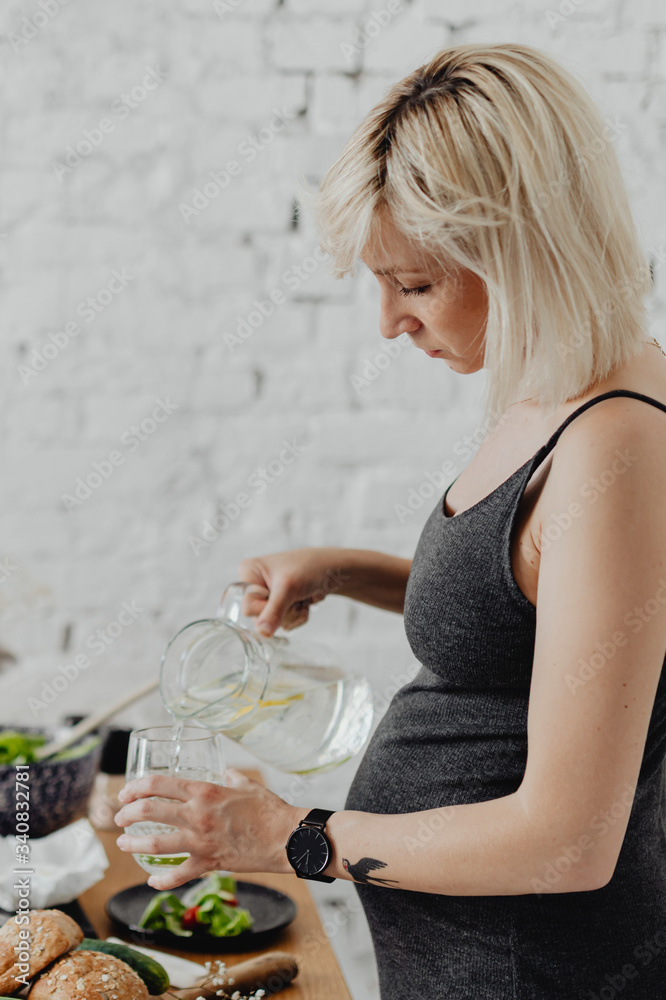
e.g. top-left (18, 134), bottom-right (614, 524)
top-left (285, 808), bottom-right (336, 882)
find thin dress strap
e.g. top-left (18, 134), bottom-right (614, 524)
top-left (442, 389), bottom-right (666, 520)
top-left (529, 389), bottom-right (666, 469)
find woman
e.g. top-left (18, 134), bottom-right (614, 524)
top-left (115, 44), bottom-right (666, 998)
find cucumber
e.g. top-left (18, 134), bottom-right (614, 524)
top-left (77, 938), bottom-right (169, 995)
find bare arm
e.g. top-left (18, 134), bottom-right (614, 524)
top-left (237, 546), bottom-right (412, 635)
top-left (328, 547), bottom-right (412, 613)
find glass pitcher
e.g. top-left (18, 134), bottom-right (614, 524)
top-left (159, 581), bottom-right (374, 774)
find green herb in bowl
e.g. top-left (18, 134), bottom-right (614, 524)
top-left (0, 729), bottom-right (101, 765)
top-left (0, 730), bottom-right (46, 764)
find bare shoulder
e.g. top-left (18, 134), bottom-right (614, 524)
top-left (540, 392), bottom-right (666, 529)
top-left (557, 390), bottom-right (666, 456)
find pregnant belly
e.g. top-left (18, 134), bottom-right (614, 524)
top-left (345, 668), bottom-right (530, 816)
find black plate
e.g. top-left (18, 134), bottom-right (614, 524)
top-left (105, 879), bottom-right (297, 952)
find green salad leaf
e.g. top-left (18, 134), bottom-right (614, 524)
top-left (181, 872), bottom-right (238, 906)
top-left (138, 874), bottom-right (254, 938)
top-left (138, 892), bottom-right (192, 937)
top-left (197, 894), bottom-right (253, 936)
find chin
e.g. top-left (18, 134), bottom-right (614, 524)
top-left (443, 358), bottom-right (467, 372)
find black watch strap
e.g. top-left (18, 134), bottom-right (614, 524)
top-left (291, 808), bottom-right (336, 882)
top-left (299, 807), bottom-right (335, 831)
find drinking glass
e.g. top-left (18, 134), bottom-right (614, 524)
top-left (125, 726), bottom-right (226, 877)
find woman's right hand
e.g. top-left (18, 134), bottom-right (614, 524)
top-left (235, 548), bottom-right (348, 637)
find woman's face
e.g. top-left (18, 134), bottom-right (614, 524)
top-left (361, 213), bottom-right (488, 374)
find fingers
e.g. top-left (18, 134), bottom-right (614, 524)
top-left (116, 831), bottom-right (186, 856)
top-left (147, 858), bottom-right (205, 891)
top-left (117, 775), bottom-right (194, 805)
top-left (262, 596), bottom-right (313, 635)
top-left (240, 591), bottom-right (268, 618)
top-left (236, 553), bottom-right (324, 636)
top-left (239, 582), bottom-right (270, 619)
top-left (114, 795), bottom-right (186, 829)
top-left (255, 580), bottom-right (298, 637)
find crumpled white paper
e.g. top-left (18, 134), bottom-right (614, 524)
top-left (0, 818), bottom-right (109, 910)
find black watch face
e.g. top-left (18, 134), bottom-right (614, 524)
top-left (287, 826), bottom-right (331, 875)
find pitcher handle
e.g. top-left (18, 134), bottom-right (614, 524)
top-left (218, 581), bottom-right (293, 640)
top-left (217, 581), bottom-right (265, 629)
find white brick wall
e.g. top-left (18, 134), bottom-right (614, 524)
top-left (1, 1), bottom-right (664, 997)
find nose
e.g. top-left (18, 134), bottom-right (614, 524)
top-left (378, 287), bottom-right (422, 341)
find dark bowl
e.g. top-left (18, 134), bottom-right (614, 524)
top-left (0, 726), bottom-right (103, 838)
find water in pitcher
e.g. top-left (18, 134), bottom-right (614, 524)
top-left (167, 660), bottom-right (374, 774)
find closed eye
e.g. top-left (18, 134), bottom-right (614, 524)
top-left (398, 284), bottom-right (431, 297)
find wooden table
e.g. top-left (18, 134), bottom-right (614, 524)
top-left (79, 771), bottom-right (353, 1000)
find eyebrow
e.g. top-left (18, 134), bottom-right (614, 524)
top-left (366, 267), bottom-right (429, 276)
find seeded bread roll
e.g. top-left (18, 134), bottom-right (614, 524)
top-left (28, 950), bottom-right (149, 1000)
top-left (0, 909), bottom-right (83, 994)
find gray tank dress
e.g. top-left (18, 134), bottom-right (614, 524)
top-left (344, 389), bottom-right (666, 1000)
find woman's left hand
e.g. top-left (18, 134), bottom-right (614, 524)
top-left (114, 768), bottom-right (306, 889)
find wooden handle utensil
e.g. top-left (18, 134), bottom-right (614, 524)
top-left (163, 950), bottom-right (298, 998)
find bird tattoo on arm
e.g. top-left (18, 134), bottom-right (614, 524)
top-left (342, 857), bottom-right (400, 885)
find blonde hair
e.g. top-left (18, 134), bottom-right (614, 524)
top-left (300, 43), bottom-right (652, 422)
